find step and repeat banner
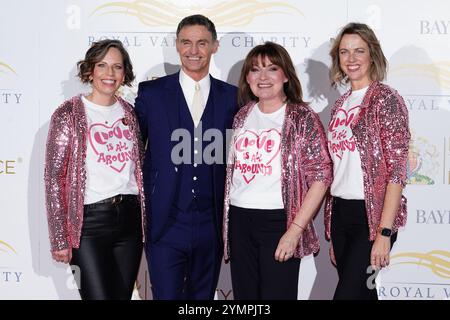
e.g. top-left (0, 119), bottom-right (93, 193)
top-left (0, 0), bottom-right (448, 299)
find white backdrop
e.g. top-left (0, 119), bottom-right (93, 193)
top-left (0, 0), bottom-right (449, 300)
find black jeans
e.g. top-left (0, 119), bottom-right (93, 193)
top-left (331, 197), bottom-right (397, 300)
top-left (70, 194), bottom-right (143, 300)
top-left (229, 205), bottom-right (300, 300)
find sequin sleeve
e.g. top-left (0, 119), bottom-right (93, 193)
top-left (378, 91), bottom-right (410, 187)
top-left (44, 104), bottom-right (73, 251)
top-left (300, 110), bottom-right (333, 188)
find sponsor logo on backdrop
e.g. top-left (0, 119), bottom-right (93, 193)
top-left (407, 133), bottom-right (439, 185)
top-left (378, 284), bottom-right (450, 299)
top-left (403, 95), bottom-right (444, 112)
top-left (0, 240), bottom-right (17, 254)
top-left (447, 137), bottom-right (450, 184)
top-left (88, 32), bottom-right (311, 49)
top-left (391, 250), bottom-right (450, 278)
top-left (378, 250), bottom-right (450, 299)
top-left (420, 20), bottom-right (450, 35)
top-left (216, 288), bottom-right (233, 300)
top-left (88, 0), bottom-right (310, 49)
top-left (0, 61), bottom-right (17, 76)
top-left (0, 240), bottom-right (23, 284)
top-left (91, 0), bottom-right (303, 27)
top-left (0, 92), bottom-right (22, 104)
top-left (0, 158), bottom-right (21, 175)
top-left (390, 62), bottom-right (450, 91)
top-left (0, 61), bottom-right (23, 105)
top-left (416, 209), bottom-right (450, 225)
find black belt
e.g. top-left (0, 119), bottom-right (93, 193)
top-left (85, 194), bottom-right (138, 209)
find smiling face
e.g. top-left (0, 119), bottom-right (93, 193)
top-left (176, 24), bottom-right (218, 81)
top-left (339, 33), bottom-right (372, 90)
top-left (89, 47), bottom-right (124, 103)
top-left (246, 55), bottom-right (288, 106)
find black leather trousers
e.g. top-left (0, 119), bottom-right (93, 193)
top-left (70, 194), bottom-right (143, 300)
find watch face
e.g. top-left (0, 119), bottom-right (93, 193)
top-left (381, 228), bottom-right (392, 237)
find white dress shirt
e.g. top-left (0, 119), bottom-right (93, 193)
top-left (179, 69), bottom-right (211, 124)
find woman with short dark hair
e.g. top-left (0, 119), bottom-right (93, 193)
top-left (223, 41), bottom-right (332, 300)
top-left (44, 39), bottom-right (144, 300)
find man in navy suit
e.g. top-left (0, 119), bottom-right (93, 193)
top-left (135, 14), bottom-right (238, 300)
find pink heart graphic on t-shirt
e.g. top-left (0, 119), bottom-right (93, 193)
top-left (243, 174), bottom-right (256, 184)
top-left (88, 119), bottom-right (132, 173)
top-left (328, 106), bottom-right (360, 159)
top-left (234, 129), bottom-right (281, 184)
top-left (329, 106), bottom-right (360, 130)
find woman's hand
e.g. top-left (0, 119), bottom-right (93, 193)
top-left (52, 248), bottom-right (72, 264)
top-left (370, 235), bottom-right (391, 270)
top-left (274, 226), bottom-right (302, 262)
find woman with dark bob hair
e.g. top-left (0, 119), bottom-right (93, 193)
top-left (44, 39), bottom-right (145, 300)
top-left (325, 23), bottom-right (410, 300)
top-left (223, 41), bottom-right (332, 299)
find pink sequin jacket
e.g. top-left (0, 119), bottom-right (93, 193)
top-left (324, 81), bottom-right (410, 241)
top-left (223, 101), bottom-right (333, 261)
top-left (44, 95), bottom-right (146, 252)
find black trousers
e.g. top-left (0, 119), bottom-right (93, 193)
top-left (331, 197), bottom-right (397, 300)
top-left (229, 205), bottom-right (300, 300)
top-left (70, 195), bottom-right (143, 300)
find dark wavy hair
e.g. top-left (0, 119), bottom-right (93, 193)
top-left (238, 41), bottom-right (303, 106)
top-left (77, 39), bottom-right (135, 86)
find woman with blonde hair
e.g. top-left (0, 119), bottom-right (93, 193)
top-left (325, 22), bottom-right (410, 299)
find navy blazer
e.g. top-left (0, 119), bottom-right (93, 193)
top-left (135, 72), bottom-right (238, 244)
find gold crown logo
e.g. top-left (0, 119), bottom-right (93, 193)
top-left (390, 62), bottom-right (450, 90)
top-left (391, 250), bottom-right (450, 279)
top-left (0, 240), bottom-right (17, 254)
top-left (91, 0), bottom-right (303, 27)
top-left (406, 132), bottom-right (439, 185)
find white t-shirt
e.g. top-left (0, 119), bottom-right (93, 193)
top-left (230, 103), bottom-right (286, 209)
top-left (327, 86), bottom-right (368, 200)
top-left (82, 96), bottom-right (138, 204)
